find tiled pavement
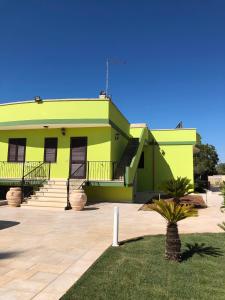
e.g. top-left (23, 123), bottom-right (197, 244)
top-left (0, 192), bottom-right (223, 300)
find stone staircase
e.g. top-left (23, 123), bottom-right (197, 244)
top-left (114, 138), bottom-right (139, 180)
top-left (23, 179), bottom-right (85, 209)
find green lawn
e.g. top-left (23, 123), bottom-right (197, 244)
top-left (61, 233), bottom-right (225, 300)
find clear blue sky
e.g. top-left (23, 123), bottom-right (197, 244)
top-left (0, 0), bottom-right (224, 161)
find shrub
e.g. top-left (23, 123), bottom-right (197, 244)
top-left (163, 177), bottom-right (193, 203)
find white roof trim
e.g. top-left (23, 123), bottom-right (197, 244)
top-left (0, 98), bottom-right (108, 106)
top-left (0, 124), bottom-right (111, 130)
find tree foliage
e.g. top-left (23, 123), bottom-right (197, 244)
top-left (216, 163), bottom-right (225, 175)
top-left (194, 144), bottom-right (219, 180)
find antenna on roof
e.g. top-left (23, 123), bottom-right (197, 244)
top-left (105, 58), bottom-right (126, 96)
top-left (175, 121), bottom-right (183, 128)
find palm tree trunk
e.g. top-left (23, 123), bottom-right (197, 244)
top-left (165, 222), bottom-right (181, 261)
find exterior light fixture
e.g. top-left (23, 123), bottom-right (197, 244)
top-left (61, 128), bottom-right (66, 136)
top-left (34, 96), bottom-right (43, 104)
top-left (115, 132), bottom-right (120, 140)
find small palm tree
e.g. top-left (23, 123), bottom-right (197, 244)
top-left (148, 200), bottom-right (198, 261)
top-left (163, 177), bottom-right (193, 203)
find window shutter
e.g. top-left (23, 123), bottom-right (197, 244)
top-left (8, 139), bottom-right (26, 162)
top-left (44, 138), bottom-right (58, 163)
top-left (8, 140), bottom-right (17, 162)
top-left (71, 138), bottom-right (87, 162)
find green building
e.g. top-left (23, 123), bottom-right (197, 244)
top-left (0, 95), bottom-right (196, 208)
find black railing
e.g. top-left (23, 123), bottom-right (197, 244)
top-left (22, 162), bottom-right (51, 200)
top-left (0, 161), bottom-right (51, 201)
top-left (65, 161), bottom-right (124, 210)
top-left (69, 161), bottom-right (121, 181)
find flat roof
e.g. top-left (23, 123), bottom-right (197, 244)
top-left (151, 128), bottom-right (196, 131)
top-left (0, 98), bottom-right (105, 106)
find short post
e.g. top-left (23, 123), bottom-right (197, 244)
top-left (205, 189), bottom-right (208, 205)
top-left (158, 193), bottom-right (161, 200)
top-left (112, 206), bottom-right (119, 247)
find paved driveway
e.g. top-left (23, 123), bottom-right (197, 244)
top-left (0, 192), bottom-right (224, 300)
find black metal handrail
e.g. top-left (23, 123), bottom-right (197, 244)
top-left (65, 161), bottom-right (124, 210)
top-left (22, 162), bottom-right (51, 201)
top-left (0, 161), bottom-right (51, 201)
top-left (69, 161), bottom-right (122, 181)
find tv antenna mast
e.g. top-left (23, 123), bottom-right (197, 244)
top-left (105, 58), bottom-right (126, 96)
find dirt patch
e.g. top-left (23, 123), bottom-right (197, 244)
top-left (141, 194), bottom-right (207, 210)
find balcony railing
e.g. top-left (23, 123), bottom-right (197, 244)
top-left (69, 161), bottom-right (124, 181)
top-left (0, 161), bottom-right (50, 183)
top-left (66, 161), bottom-right (125, 209)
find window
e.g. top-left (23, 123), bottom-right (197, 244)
top-left (8, 138), bottom-right (26, 162)
top-left (44, 138), bottom-right (58, 163)
top-left (138, 152), bottom-right (144, 169)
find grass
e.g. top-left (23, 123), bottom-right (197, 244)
top-left (61, 233), bottom-right (225, 300)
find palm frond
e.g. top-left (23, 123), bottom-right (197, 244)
top-left (147, 199), bottom-right (198, 224)
top-left (162, 177), bottom-right (194, 198)
top-left (218, 221), bottom-right (225, 231)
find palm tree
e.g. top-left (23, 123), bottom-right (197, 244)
top-left (148, 200), bottom-right (198, 261)
top-left (163, 177), bottom-right (193, 203)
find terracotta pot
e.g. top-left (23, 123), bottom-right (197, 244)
top-left (6, 187), bottom-right (22, 207)
top-left (70, 189), bottom-right (87, 211)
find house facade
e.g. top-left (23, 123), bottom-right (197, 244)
top-left (0, 95), bottom-right (196, 207)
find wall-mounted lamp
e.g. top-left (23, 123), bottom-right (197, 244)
top-left (61, 128), bottom-right (66, 136)
top-left (161, 149), bottom-right (166, 156)
top-left (115, 132), bottom-right (120, 140)
top-left (34, 96), bottom-right (43, 104)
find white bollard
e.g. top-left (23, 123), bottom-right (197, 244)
top-left (112, 206), bottom-right (119, 247)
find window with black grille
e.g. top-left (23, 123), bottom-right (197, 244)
top-left (44, 138), bottom-right (58, 163)
top-left (8, 138), bottom-right (26, 162)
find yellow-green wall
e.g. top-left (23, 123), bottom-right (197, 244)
top-left (0, 100), bottom-right (109, 124)
top-left (110, 127), bottom-right (128, 163)
top-left (85, 186), bottom-right (133, 203)
top-left (137, 129), bottom-right (196, 192)
top-left (0, 127), bottom-right (111, 179)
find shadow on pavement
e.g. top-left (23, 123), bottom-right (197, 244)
top-left (0, 220), bottom-right (20, 230)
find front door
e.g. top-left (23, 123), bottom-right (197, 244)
top-left (70, 137), bottom-right (87, 179)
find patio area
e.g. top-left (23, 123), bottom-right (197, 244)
top-left (0, 192), bottom-right (223, 300)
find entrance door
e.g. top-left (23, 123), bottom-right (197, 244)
top-left (70, 137), bottom-right (87, 179)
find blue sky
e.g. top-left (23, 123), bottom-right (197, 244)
top-left (0, 0), bottom-right (224, 161)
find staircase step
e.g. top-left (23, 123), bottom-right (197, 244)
top-left (44, 184), bottom-right (68, 189)
top-left (35, 191), bottom-right (67, 197)
top-left (31, 196), bottom-right (67, 202)
top-left (26, 201), bottom-right (66, 208)
top-left (39, 187), bottom-right (67, 193)
top-left (26, 178), bottom-right (86, 209)
top-left (47, 181), bottom-right (67, 186)
top-left (21, 204), bottom-right (65, 211)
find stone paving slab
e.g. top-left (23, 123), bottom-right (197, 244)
top-left (0, 192), bottom-right (223, 299)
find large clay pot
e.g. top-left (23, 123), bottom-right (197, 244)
top-left (70, 189), bottom-right (87, 211)
top-left (6, 187), bottom-right (22, 207)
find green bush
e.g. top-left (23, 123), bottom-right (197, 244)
top-left (194, 179), bottom-right (209, 193)
top-left (163, 177), bottom-right (193, 201)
